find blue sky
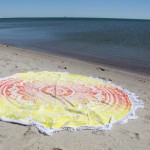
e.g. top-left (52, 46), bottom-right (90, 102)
top-left (0, 0), bottom-right (150, 19)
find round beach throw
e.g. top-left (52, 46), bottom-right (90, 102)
top-left (0, 72), bottom-right (143, 135)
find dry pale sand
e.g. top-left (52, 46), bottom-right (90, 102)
top-left (0, 44), bottom-right (150, 150)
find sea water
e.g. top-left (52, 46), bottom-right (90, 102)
top-left (0, 18), bottom-right (150, 75)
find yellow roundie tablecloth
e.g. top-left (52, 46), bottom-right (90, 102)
top-left (0, 72), bottom-right (143, 135)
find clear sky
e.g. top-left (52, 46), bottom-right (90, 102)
top-left (0, 0), bottom-right (150, 19)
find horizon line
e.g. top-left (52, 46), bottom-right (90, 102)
top-left (0, 16), bottom-right (150, 21)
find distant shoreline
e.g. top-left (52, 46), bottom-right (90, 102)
top-left (0, 17), bottom-right (150, 21)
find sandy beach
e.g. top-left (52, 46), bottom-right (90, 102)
top-left (0, 44), bottom-right (150, 150)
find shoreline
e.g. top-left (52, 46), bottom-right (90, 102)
top-left (0, 44), bottom-right (150, 150)
top-left (1, 43), bottom-right (149, 78)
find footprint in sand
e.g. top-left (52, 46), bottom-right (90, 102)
top-left (58, 66), bottom-right (67, 70)
top-left (24, 127), bottom-right (36, 137)
top-left (53, 148), bottom-right (63, 150)
top-left (0, 134), bottom-right (7, 139)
